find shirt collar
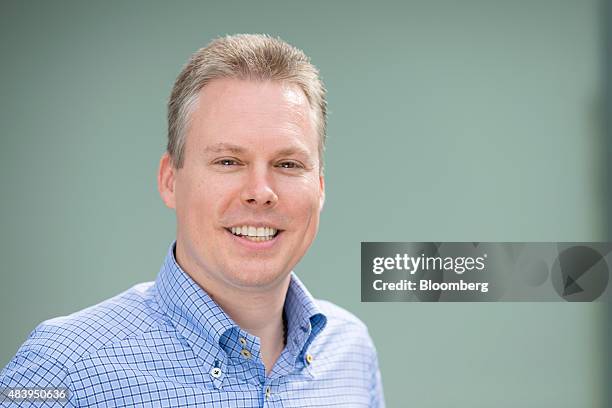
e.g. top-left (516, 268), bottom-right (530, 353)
top-left (154, 241), bottom-right (327, 370)
top-left (154, 242), bottom-right (235, 369)
top-left (284, 269), bottom-right (327, 359)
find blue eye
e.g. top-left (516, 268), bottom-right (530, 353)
top-left (216, 159), bottom-right (239, 166)
top-left (278, 161), bottom-right (302, 169)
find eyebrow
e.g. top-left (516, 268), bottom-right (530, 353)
top-left (273, 146), bottom-right (312, 158)
top-left (203, 143), bottom-right (312, 158)
top-left (203, 143), bottom-right (246, 154)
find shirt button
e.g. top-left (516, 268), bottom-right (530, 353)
top-left (265, 386), bottom-right (271, 399)
top-left (239, 337), bottom-right (247, 346)
top-left (240, 349), bottom-right (252, 359)
top-left (210, 367), bottom-right (222, 378)
top-left (305, 354), bottom-right (313, 364)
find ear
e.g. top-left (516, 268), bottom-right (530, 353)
top-left (318, 174), bottom-right (325, 211)
top-left (158, 152), bottom-right (177, 209)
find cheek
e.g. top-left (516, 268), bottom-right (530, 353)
top-left (188, 177), bottom-right (242, 225)
top-left (176, 175), bottom-right (216, 222)
top-left (281, 179), bottom-right (322, 220)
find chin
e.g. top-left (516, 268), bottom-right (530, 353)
top-left (225, 264), bottom-right (290, 289)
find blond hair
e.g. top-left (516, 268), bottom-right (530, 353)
top-left (167, 34), bottom-right (327, 170)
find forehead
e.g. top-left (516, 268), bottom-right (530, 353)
top-left (186, 78), bottom-right (317, 153)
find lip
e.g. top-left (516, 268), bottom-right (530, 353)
top-left (226, 222), bottom-right (282, 229)
top-left (225, 228), bottom-right (283, 250)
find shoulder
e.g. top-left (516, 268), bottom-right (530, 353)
top-left (6, 282), bottom-right (164, 370)
top-left (314, 299), bottom-right (376, 351)
top-left (307, 299), bottom-right (382, 398)
top-left (316, 299), bottom-right (368, 329)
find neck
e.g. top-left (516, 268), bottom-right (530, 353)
top-left (212, 282), bottom-right (288, 375)
top-left (175, 243), bottom-right (290, 375)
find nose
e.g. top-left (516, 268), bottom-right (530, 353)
top-left (240, 166), bottom-right (279, 209)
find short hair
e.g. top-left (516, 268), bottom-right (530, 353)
top-left (167, 34), bottom-right (328, 171)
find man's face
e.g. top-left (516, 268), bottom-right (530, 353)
top-left (159, 78), bottom-right (324, 291)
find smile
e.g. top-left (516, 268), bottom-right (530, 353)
top-left (227, 226), bottom-right (280, 242)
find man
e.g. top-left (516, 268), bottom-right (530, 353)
top-left (1, 34), bottom-right (384, 407)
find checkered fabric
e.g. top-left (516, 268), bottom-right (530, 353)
top-left (1, 242), bottom-right (384, 407)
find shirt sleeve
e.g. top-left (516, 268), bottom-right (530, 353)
top-left (369, 349), bottom-right (386, 408)
top-left (0, 349), bottom-right (78, 407)
top-left (370, 337), bottom-right (385, 408)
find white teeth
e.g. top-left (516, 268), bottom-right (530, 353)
top-left (243, 235), bottom-right (272, 242)
top-left (229, 225), bottom-right (278, 239)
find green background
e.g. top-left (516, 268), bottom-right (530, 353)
top-left (0, 1), bottom-right (609, 407)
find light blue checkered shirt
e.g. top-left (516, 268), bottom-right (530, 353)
top-left (1, 243), bottom-right (384, 407)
